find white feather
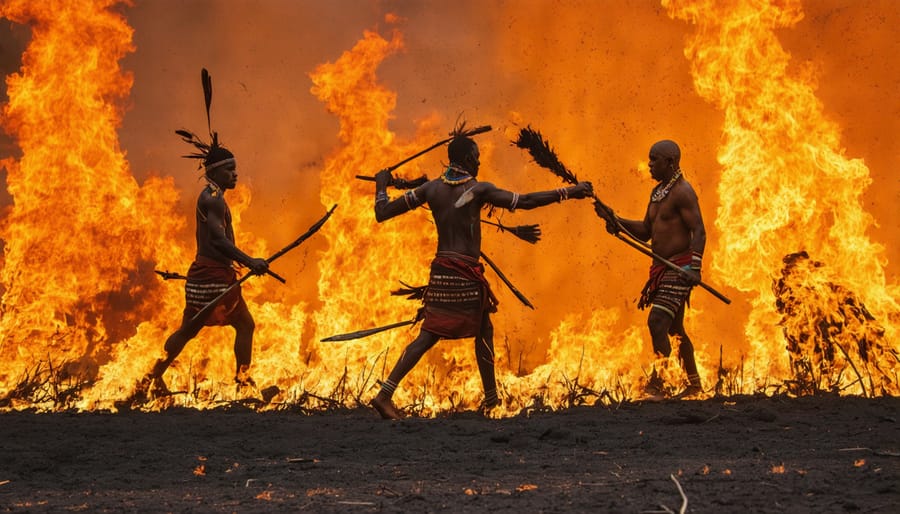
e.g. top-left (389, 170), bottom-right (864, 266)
top-left (454, 188), bottom-right (475, 208)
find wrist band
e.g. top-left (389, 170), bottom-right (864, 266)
top-left (375, 191), bottom-right (389, 204)
top-left (691, 251), bottom-right (702, 271)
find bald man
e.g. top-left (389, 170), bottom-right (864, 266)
top-left (596, 140), bottom-right (706, 399)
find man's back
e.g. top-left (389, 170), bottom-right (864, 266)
top-left (421, 178), bottom-right (483, 259)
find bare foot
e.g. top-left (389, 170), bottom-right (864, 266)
top-left (675, 384), bottom-right (703, 399)
top-left (370, 395), bottom-right (403, 420)
top-left (642, 374), bottom-right (667, 401)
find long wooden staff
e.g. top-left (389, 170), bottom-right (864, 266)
top-left (480, 251), bottom-right (535, 309)
top-left (513, 126), bottom-right (731, 305)
top-left (189, 204), bottom-right (338, 325)
top-left (356, 125), bottom-right (492, 181)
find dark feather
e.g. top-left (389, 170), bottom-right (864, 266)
top-left (202, 68), bottom-right (213, 135)
top-left (391, 281), bottom-right (427, 300)
top-left (481, 219), bottom-right (541, 244)
top-left (513, 126), bottom-right (579, 185)
top-left (175, 129), bottom-right (210, 152)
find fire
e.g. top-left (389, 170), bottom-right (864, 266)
top-left (0, 1), bottom-right (897, 414)
top-left (0, 0), bottom-right (189, 408)
top-left (664, 0), bottom-right (899, 395)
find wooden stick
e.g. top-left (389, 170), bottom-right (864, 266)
top-left (189, 205), bottom-right (337, 325)
top-left (320, 318), bottom-right (417, 342)
top-left (480, 251), bottom-right (534, 309)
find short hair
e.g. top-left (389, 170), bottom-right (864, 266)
top-left (448, 136), bottom-right (477, 164)
top-left (651, 140), bottom-right (681, 166)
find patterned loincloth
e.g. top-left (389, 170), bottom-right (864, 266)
top-left (638, 252), bottom-right (693, 318)
top-left (421, 252), bottom-right (498, 339)
top-left (183, 255), bottom-right (246, 326)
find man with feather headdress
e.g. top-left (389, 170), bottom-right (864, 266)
top-left (369, 124), bottom-right (593, 419)
top-left (135, 70), bottom-right (270, 400)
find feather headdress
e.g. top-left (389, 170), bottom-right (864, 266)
top-left (176, 68), bottom-right (233, 172)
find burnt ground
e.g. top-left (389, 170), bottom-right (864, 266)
top-left (1, 395), bottom-right (898, 513)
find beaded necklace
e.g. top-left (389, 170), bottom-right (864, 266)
top-left (441, 164), bottom-right (474, 185)
top-left (650, 169), bottom-right (682, 203)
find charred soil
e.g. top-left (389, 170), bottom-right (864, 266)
top-left (1, 395), bottom-right (898, 513)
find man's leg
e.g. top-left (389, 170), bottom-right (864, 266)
top-left (670, 309), bottom-right (702, 395)
top-left (475, 312), bottom-right (499, 409)
top-left (645, 308), bottom-right (675, 396)
top-left (141, 315), bottom-right (202, 398)
top-left (230, 301), bottom-right (256, 387)
top-left (371, 330), bottom-right (440, 419)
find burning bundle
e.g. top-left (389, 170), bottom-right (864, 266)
top-left (773, 251), bottom-right (896, 397)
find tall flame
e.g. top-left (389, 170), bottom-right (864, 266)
top-left (0, 0), bottom-right (189, 408)
top-left (0, 0), bottom-right (896, 413)
top-left (664, 0), bottom-right (899, 394)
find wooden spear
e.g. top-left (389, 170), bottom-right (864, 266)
top-left (356, 124), bottom-right (492, 181)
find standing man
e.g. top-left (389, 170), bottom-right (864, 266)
top-left (136, 139), bottom-right (270, 401)
top-left (596, 139), bottom-right (705, 399)
top-left (370, 127), bottom-right (593, 419)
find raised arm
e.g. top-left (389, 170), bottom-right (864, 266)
top-left (373, 169), bottom-right (428, 222)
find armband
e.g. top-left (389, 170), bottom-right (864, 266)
top-left (691, 251), bottom-right (702, 271)
top-left (375, 191), bottom-right (389, 204)
top-left (403, 190), bottom-right (422, 210)
top-left (510, 192), bottom-right (520, 212)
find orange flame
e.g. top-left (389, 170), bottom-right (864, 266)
top-left (665, 0), bottom-right (899, 395)
top-left (0, 1), bottom-right (896, 414)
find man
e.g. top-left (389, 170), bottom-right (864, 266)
top-left (596, 139), bottom-right (705, 399)
top-left (370, 130), bottom-right (593, 419)
top-left (138, 141), bottom-right (269, 400)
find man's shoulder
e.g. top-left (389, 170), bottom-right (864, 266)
top-left (673, 178), bottom-right (698, 198)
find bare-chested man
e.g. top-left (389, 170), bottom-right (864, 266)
top-left (139, 143), bottom-right (269, 399)
top-left (370, 130), bottom-right (593, 419)
top-left (596, 139), bottom-right (705, 399)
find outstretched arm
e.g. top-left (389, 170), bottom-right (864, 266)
top-left (373, 169), bottom-right (427, 222)
top-left (481, 181), bottom-right (593, 211)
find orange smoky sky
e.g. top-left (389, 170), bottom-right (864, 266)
top-left (0, 0), bottom-right (897, 409)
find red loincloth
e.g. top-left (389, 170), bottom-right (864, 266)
top-left (421, 252), bottom-right (498, 339)
top-left (638, 252), bottom-right (693, 316)
top-left (183, 255), bottom-right (246, 326)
